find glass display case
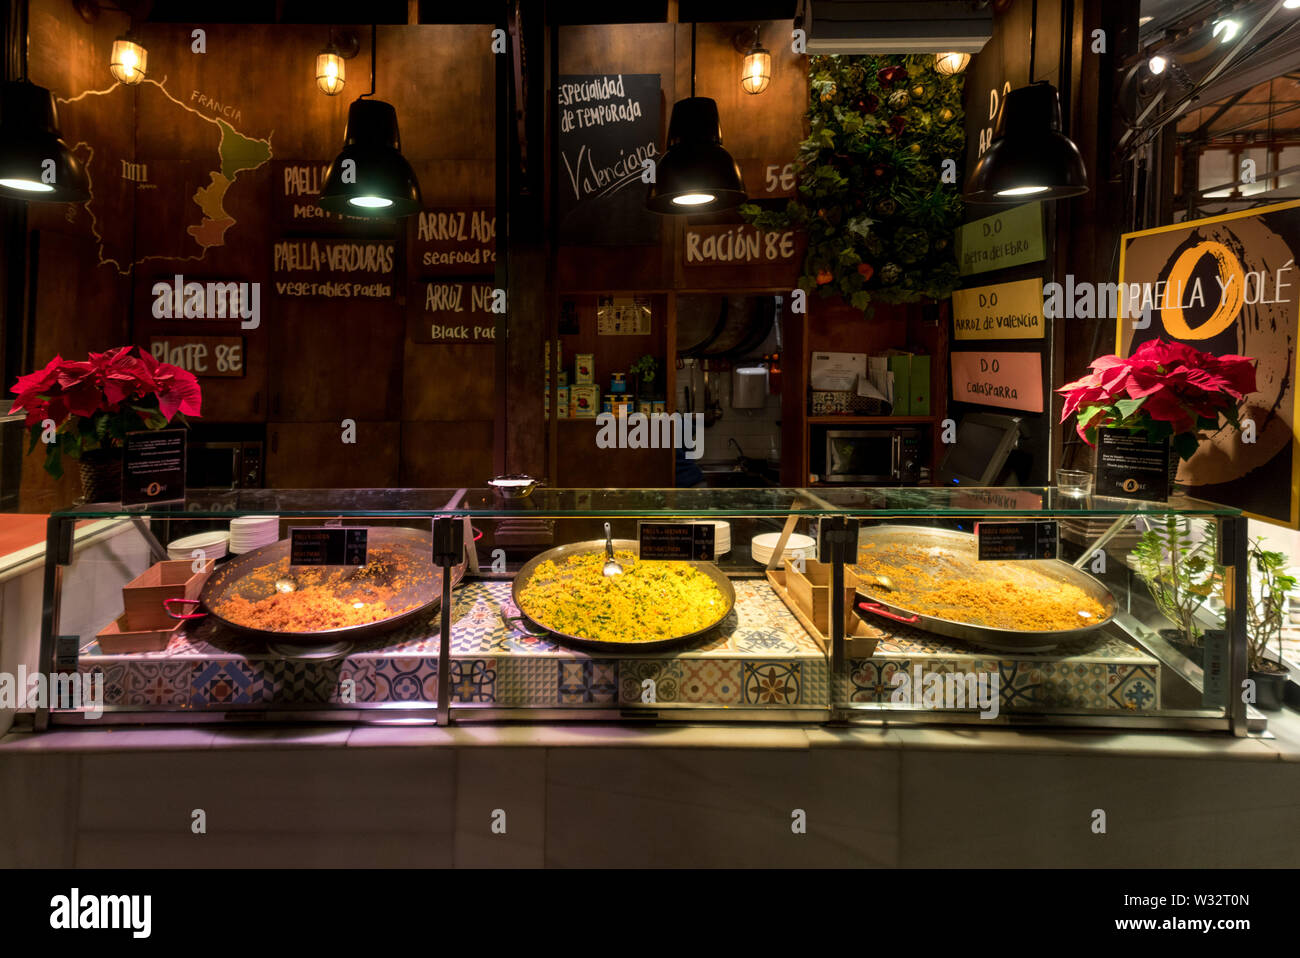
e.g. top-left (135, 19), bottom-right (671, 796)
top-left (31, 487), bottom-right (1251, 734)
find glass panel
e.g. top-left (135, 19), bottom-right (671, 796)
top-left (1198, 148), bottom-right (1235, 197)
top-left (1238, 147), bottom-right (1269, 196)
top-left (53, 486), bottom-right (1240, 520)
top-left (41, 490), bottom-right (1238, 729)
top-left (834, 512), bottom-right (1230, 723)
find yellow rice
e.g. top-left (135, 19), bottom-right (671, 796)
top-left (517, 550), bottom-right (726, 644)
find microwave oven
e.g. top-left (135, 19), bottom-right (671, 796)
top-left (822, 428), bottom-right (922, 484)
top-left (186, 440), bottom-right (264, 489)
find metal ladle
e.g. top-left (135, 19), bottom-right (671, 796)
top-left (602, 522), bottom-right (623, 577)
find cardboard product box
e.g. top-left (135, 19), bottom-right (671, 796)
top-left (556, 385), bottom-right (571, 418)
top-left (571, 384), bottom-right (599, 418)
top-left (887, 353), bottom-right (912, 415)
top-left (574, 353), bottom-right (595, 385)
top-left (909, 355), bottom-right (931, 415)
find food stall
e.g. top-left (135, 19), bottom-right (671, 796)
top-left (28, 485), bottom-right (1249, 734)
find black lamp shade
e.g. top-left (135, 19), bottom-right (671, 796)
top-left (319, 98), bottom-right (422, 217)
top-left (0, 82), bottom-right (90, 203)
top-left (646, 97), bottom-right (746, 214)
top-left (963, 82), bottom-right (1088, 202)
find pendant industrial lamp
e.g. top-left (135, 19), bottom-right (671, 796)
top-left (319, 24), bottom-right (421, 217)
top-left (963, 0), bottom-right (1088, 202)
top-left (646, 22), bottom-right (746, 214)
top-left (0, 2), bottom-right (89, 202)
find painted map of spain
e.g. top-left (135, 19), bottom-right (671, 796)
top-left (61, 77), bottom-right (272, 273)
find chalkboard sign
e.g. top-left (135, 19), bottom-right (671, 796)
top-left (272, 239), bottom-right (395, 299)
top-left (638, 521), bottom-right (714, 561)
top-left (975, 520), bottom-right (1058, 560)
top-left (413, 207), bottom-right (496, 276)
top-left (407, 281), bottom-right (496, 344)
top-left (290, 527), bottom-right (368, 566)
top-left (557, 74), bottom-right (661, 246)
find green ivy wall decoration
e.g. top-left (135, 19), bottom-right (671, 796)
top-left (742, 54), bottom-right (965, 313)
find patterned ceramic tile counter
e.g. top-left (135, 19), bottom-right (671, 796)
top-left (838, 623), bottom-right (1162, 713)
top-left (75, 579), bottom-right (828, 713)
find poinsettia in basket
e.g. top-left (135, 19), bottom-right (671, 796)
top-left (9, 346), bottom-right (201, 501)
top-left (1058, 338), bottom-right (1256, 462)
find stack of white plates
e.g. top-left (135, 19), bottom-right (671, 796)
top-left (167, 530), bottom-right (230, 562)
top-left (751, 531), bottom-right (816, 566)
top-left (229, 515), bottom-right (280, 554)
top-left (685, 520), bottom-right (731, 557)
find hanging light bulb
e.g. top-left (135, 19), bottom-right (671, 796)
top-left (319, 26), bottom-right (421, 217)
top-left (0, 81), bottom-right (90, 201)
top-left (647, 23), bottom-right (746, 213)
top-left (963, 82), bottom-right (1088, 201)
top-left (934, 52), bottom-right (971, 76)
top-left (109, 36), bottom-right (147, 85)
top-left (316, 47), bottom-right (346, 95)
top-left (1147, 54), bottom-right (1168, 74)
top-left (741, 28), bottom-right (771, 94)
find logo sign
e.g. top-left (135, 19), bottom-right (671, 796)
top-left (290, 527), bottom-right (368, 566)
top-left (950, 350), bottom-right (1043, 412)
top-left (955, 201), bottom-right (1045, 275)
top-left (975, 520), bottom-right (1058, 560)
top-left (953, 277), bottom-right (1044, 340)
top-left (638, 522), bottom-right (715, 561)
top-left (123, 428), bottom-right (186, 506)
top-left (1118, 198), bottom-right (1300, 527)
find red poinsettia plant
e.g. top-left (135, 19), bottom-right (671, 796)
top-left (1058, 338), bottom-right (1256, 461)
top-left (10, 346), bottom-right (202, 478)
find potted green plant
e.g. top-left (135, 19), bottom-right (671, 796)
top-left (1129, 515), bottom-right (1220, 653)
top-left (1245, 539), bottom-right (1294, 711)
top-left (9, 345), bottom-right (202, 502)
top-left (629, 354), bottom-right (659, 401)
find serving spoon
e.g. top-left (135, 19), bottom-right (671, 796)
top-left (602, 522), bottom-right (623, 577)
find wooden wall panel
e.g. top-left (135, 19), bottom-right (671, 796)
top-left (266, 421), bottom-right (400, 487)
top-left (401, 420), bottom-right (494, 486)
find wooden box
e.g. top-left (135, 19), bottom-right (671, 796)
top-left (768, 562), bottom-right (881, 657)
top-left (96, 613), bottom-right (185, 654)
top-left (121, 559), bottom-right (215, 630)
